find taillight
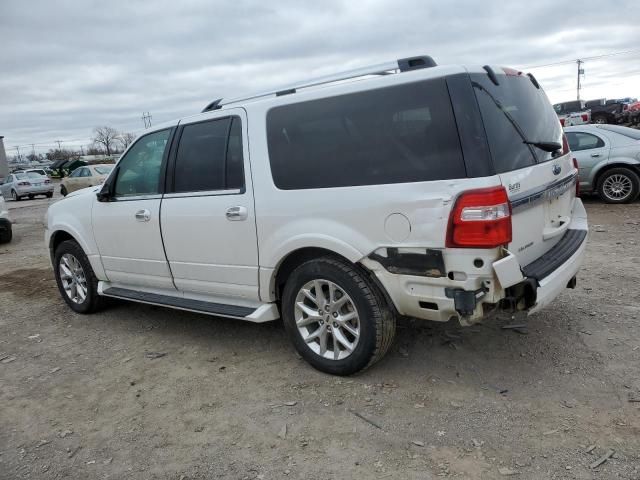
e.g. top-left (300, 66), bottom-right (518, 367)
top-left (559, 118), bottom-right (565, 127)
top-left (572, 158), bottom-right (580, 197)
top-left (17, 181), bottom-right (31, 186)
top-left (581, 113), bottom-right (589, 122)
top-left (446, 186), bottom-right (512, 249)
top-left (562, 133), bottom-right (570, 156)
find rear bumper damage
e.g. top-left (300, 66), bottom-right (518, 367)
top-left (362, 199), bottom-right (588, 325)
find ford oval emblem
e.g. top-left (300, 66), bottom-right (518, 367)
top-left (552, 164), bottom-right (562, 176)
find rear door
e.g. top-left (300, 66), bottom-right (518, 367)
top-left (471, 71), bottom-right (578, 266)
top-left (160, 109), bottom-right (260, 300)
top-left (565, 130), bottom-right (610, 188)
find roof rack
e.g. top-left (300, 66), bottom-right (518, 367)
top-left (201, 55), bottom-right (436, 112)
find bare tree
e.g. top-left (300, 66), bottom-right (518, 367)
top-left (92, 126), bottom-right (119, 156)
top-left (118, 132), bottom-right (136, 150)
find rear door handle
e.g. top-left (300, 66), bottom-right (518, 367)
top-left (226, 206), bottom-right (248, 221)
top-left (135, 209), bottom-right (151, 222)
top-left (590, 153), bottom-right (601, 158)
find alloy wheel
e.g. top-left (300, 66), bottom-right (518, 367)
top-left (59, 253), bottom-right (88, 304)
top-left (602, 174), bottom-right (633, 201)
top-left (294, 279), bottom-right (360, 360)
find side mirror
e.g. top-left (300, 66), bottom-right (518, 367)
top-left (96, 167), bottom-right (118, 202)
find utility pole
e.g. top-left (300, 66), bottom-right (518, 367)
top-left (142, 112), bottom-right (152, 129)
top-left (15, 146), bottom-right (22, 162)
top-left (56, 140), bottom-right (62, 150)
top-left (576, 59), bottom-right (584, 101)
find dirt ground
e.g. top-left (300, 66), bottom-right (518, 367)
top-left (1, 184), bottom-right (639, 480)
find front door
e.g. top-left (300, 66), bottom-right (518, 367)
top-left (160, 109), bottom-right (260, 300)
top-left (92, 128), bottom-right (174, 290)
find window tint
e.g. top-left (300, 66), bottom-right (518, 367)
top-left (472, 73), bottom-right (563, 173)
top-left (14, 173), bottom-right (26, 180)
top-left (26, 171), bottom-right (44, 179)
top-left (173, 116), bottom-right (244, 193)
top-left (114, 129), bottom-right (170, 197)
top-left (565, 132), bottom-right (605, 151)
top-left (267, 79), bottom-right (466, 189)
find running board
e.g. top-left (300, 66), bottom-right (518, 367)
top-left (101, 286), bottom-right (278, 322)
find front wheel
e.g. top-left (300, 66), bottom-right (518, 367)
top-left (281, 257), bottom-right (396, 375)
top-left (597, 167), bottom-right (640, 204)
top-left (53, 240), bottom-right (105, 313)
top-left (60, 185), bottom-right (68, 196)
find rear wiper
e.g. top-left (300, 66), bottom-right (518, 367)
top-left (472, 81), bottom-right (561, 156)
top-left (523, 140), bottom-right (562, 153)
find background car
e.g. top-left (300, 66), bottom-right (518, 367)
top-left (60, 164), bottom-right (114, 196)
top-left (0, 172), bottom-right (54, 201)
top-left (565, 124), bottom-right (640, 203)
top-left (0, 192), bottom-right (11, 243)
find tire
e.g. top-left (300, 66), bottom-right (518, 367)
top-left (592, 114), bottom-right (607, 125)
top-left (11, 190), bottom-right (20, 201)
top-left (53, 239), bottom-right (106, 314)
top-left (596, 167), bottom-right (640, 204)
top-left (281, 256), bottom-right (396, 375)
top-left (28, 194), bottom-right (34, 200)
top-left (60, 185), bottom-right (68, 196)
top-left (46, 192), bottom-right (53, 198)
top-left (0, 225), bottom-right (11, 244)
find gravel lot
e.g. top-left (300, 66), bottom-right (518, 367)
top-left (1, 184), bottom-right (639, 479)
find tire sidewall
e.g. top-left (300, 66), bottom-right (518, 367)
top-left (281, 259), bottom-right (380, 375)
top-left (597, 168), bottom-right (640, 204)
top-left (53, 240), bottom-right (98, 313)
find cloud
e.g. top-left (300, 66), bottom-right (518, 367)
top-left (1, 0), bottom-right (639, 153)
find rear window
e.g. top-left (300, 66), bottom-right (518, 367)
top-left (472, 73), bottom-right (563, 173)
top-left (94, 166), bottom-right (113, 175)
top-left (595, 124), bottom-right (640, 140)
top-left (266, 79), bottom-right (466, 189)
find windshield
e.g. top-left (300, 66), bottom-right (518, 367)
top-left (26, 172), bottom-right (45, 179)
top-left (471, 73), bottom-right (562, 174)
top-left (94, 166), bottom-right (114, 175)
top-left (14, 173), bottom-right (27, 180)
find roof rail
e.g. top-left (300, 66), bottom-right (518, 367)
top-left (201, 55), bottom-right (436, 112)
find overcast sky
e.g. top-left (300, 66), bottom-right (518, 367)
top-left (1, 0), bottom-right (639, 156)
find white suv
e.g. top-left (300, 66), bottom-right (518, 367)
top-left (45, 56), bottom-right (588, 375)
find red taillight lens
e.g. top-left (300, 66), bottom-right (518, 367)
top-left (562, 133), bottom-right (570, 156)
top-left (17, 181), bottom-right (31, 186)
top-left (559, 118), bottom-right (565, 127)
top-left (572, 158), bottom-right (580, 197)
top-left (446, 186), bottom-right (512, 249)
top-left (581, 113), bottom-right (589, 122)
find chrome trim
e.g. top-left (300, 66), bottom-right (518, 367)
top-left (510, 173), bottom-right (577, 211)
top-left (163, 189), bottom-right (242, 199)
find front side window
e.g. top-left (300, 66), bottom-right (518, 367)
top-left (173, 116), bottom-right (245, 193)
top-left (80, 168), bottom-right (92, 177)
top-left (565, 132), bottom-right (605, 151)
top-left (69, 168), bottom-right (82, 178)
top-left (114, 129), bottom-right (171, 197)
top-left (267, 79), bottom-right (466, 189)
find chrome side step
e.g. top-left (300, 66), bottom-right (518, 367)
top-left (102, 286), bottom-right (256, 319)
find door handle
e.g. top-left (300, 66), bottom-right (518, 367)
top-left (135, 209), bottom-right (151, 222)
top-left (590, 153), bottom-right (601, 158)
top-left (226, 206), bottom-right (248, 221)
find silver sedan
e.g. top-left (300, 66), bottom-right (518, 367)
top-left (564, 124), bottom-right (640, 203)
top-left (0, 172), bottom-right (54, 201)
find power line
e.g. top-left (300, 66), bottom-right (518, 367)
top-left (522, 48), bottom-right (640, 70)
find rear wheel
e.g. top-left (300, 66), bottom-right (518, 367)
top-left (11, 190), bottom-right (20, 201)
top-left (597, 167), bottom-right (640, 204)
top-left (46, 192), bottom-right (53, 198)
top-left (281, 256), bottom-right (396, 375)
top-left (0, 225), bottom-right (11, 244)
top-left (60, 185), bottom-right (68, 196)
top-left (53, 239), bottom-right (105, 313)
top-left (28, 194), bottom-right (34, 200)
top-left (592, 114), bottom-right (607, 124)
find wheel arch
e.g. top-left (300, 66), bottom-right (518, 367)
top-left (593, 161), bottom-right (640, 189)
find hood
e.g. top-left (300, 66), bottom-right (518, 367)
top-left (65, 185), bottom-right (101, 199)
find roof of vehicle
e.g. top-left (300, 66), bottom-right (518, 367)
top-left (565, 124), bottom-right (640, 144)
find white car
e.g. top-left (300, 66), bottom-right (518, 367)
top-left (0, 192), bottom-right (11, 243)
top-left (45, 56), bottom-right (588, 375)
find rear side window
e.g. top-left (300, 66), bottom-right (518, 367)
top-left (266, 79), bottom-right (466, 189)
top-left (565, 132), bottom-right (605, 151)
top-left (472, 73), bottom-right (563, 173)
top-left (173, 116), bottom-right (244, 193)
